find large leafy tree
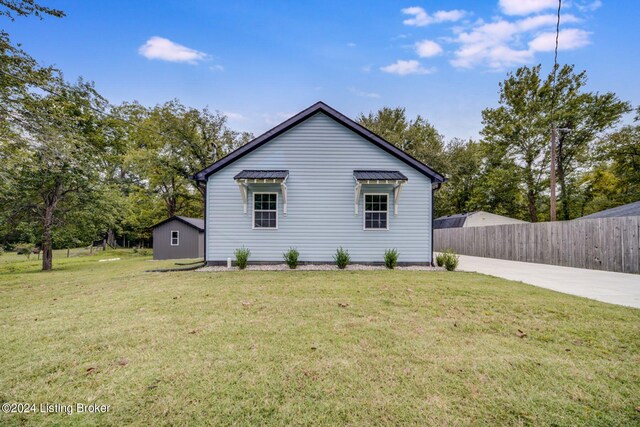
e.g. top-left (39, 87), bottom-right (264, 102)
top-left (124, 100), bottom-right (251, 220)
top-left (481, 64), bottom-right (629, 222)
top-left (1, 79), bottom-right (109, 270)
top-left (357, 107), bottom-right (447, 173)
top-left (481, 65), bottom-right (551, 222)
top-left (550, 65), bottom-right (630, 219)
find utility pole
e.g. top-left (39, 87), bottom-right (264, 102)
top-left (550, 124), bottom-right (557, 221)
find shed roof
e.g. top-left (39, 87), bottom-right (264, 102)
top-left (192, 102), bottom-right (446, 183)
top-left (433, 212), bottom-right (474, 229)
top-left (580, 200), bottom-right (640, 219)
top-left (353, 170), bottom-right (408, 181)
top-left (234, 170), bottom-right (289, 180)
top-left (151, 216), bottom-right (205, 232)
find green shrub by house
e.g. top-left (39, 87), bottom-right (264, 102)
top-left (234, 247), bottom-right (251, 270)
top-left (334, 247), bottom-right (350, 269)
top-left (384, 248), bottom-right (399, 269)
top-left (283, 247), bottom-right (299, 269)
top-left (439, 249), bottom-right (459, 271)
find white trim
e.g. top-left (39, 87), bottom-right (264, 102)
top-left (170, 230), bottom-right (179, 246)
top-left (281, 175), bottom-right (288, 215)
top-left (363, 193), bottom-right (389, 231)
top-left (252, 192), bottom-right (278, 230)
top-left (237, 182), bottom-right (248, 214)
top-left (354, 177), bottom-right (362, 215)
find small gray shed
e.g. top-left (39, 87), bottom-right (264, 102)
top-left (151, 216), bottom-right (204, 260)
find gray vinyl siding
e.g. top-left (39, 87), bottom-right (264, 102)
top-left (206, 112), bottom-right (433, 263)
top-left (152, 220), bottom-right (204, 260)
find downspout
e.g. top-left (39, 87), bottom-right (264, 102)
top-left (431, 182), bottom-right (442, 266)
top-left (203, 180), bottom-right (208, 265)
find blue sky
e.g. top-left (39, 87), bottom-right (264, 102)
top-left (5, 0), bottom-right (639, 139)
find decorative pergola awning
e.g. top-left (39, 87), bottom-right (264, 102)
top-left (353, 170), bottom-right (408, 215)
top-left (234, 170), bottom-right (289, 214)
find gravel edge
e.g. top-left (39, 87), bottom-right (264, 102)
top-left (196, 264), bottom-right (443, 272)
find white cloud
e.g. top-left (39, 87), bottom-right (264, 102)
top-left (529, 28), bottom-right (591, 51)
top-left (415, 40), bottom-right (443, 57)
top-left (576, 0), bottom-right (602, 12)
top-left (347, 42), bottom-right (357, 47)
top-left (380, 60), bottom-right (435, 76)
top-left (362, 65), bottom-right (372, 73)
top-left (450, 14), bottom-right (587, 69)
top-left (402, 6), bottom-right (466, 26)
top-left (518, 13), bottom-right (579, 31)
top-left (223, 112), bottom-right (245, 121)
top-left (139, 36), bottom-right (208, 64)
top-left (499, 0), bottom-right (557, 16)
top-left (209, 64), bottom-right (224, 71)
top-left (349, 87), bottom-right (381, 98)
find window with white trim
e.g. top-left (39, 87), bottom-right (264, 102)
top-left (170, 230), bottom-right (179, 246)
top-left (364, 194), bottom-right (388, 230)
top-left (253, 193), bottom-right (277, 229)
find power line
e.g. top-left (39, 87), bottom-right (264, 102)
top-left (549, 0), bottom-right (562, 222)
top-left (0, 68), bottom-right (177, 141)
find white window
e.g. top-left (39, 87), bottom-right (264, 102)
top-left (170, 230), bottom-right (179, 246)
top-left (253, 193), bottom-right (278, 229)
top-left (364, 194), bottom-right (388, 230)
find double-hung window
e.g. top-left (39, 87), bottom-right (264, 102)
top-left (364, 194), bottom-right (388, 230)
top-left (170, 230), bottom-right (179, 246)
top-left (253, 193), bottom-right (278, 229)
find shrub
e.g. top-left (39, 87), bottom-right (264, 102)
top-left (234, 247), bottom-right (251, 270)
top-left (283, 247), bottom-right (299, 269)
top-left (440, 250), bottom-right (459, 271)
top-left (15, 244), bottom-right (32, 255)
top-left (334, 247), bottom-right (350, 269)
top-left (384, 248), bottom-right (399, 269)
top-left (435, 252), bottom-right (446, 267)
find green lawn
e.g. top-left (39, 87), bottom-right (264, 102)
top-left (0, 250), bottom-right (638, 426)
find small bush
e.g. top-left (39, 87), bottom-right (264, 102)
top-left (283, 247), bottom-right (299, 269)
top-left (334, 247), bottom-right (350, 269)
top-left (440, 250), bottom-right (459, 271)
top-left (435, 252), bottom-right (446, 267)
top-left (235, 247), bottom-right (251, 270)
top-left (384, 248), bottom-right (399, 269)
top-left (15, 244), bottom-right (32, 255)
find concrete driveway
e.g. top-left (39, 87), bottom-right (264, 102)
top-left (453, 254), bottom-right (640, 309)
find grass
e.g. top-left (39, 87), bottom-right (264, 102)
top-left (0, 250), bottom-right (638, 426)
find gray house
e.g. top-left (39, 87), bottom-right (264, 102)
top-left (151, 216), bottom-right (204, 260)
top-left (193, 102), bottom-right (446, 265)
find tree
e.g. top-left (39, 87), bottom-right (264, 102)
top-left (481, 65), bottom-right (550, 222)
top-left (434, 138), bottom-right (483, 217)
top-left (1, 79), bottom-right (108, 270)
top-left (126, 100), bottom-right (251, 219)
top-left (357, 107), bottom-right (447, 173)
top-left (550, 65), bottom-right (630, 219)
top-left (481, 64), bottom-right (629, 222)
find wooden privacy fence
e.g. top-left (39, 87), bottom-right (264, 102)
top-left (434, 216), bottom-right (640, 274)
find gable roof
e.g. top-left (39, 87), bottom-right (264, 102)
top-left (151, 216), bottom-right (205, 232)
top-left (192, 101), bottom-right (446, 183)
top-left (579, 200), bottom-right (640, 219)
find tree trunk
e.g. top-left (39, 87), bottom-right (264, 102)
top-left (557, 162), bottom-right (571, 221)
top-left (107, 229), bottom-right (116, 248)
top-left (527, 189), bottom-right (538, 223)
top-left (41, 203), bottom-right (54, 271)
